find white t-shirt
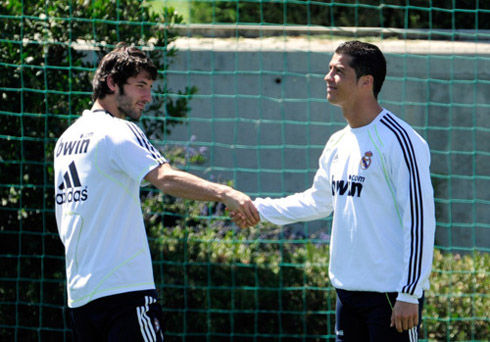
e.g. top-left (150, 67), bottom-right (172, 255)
top-left (254, 109), bottom-right (436, 303)
top-left (54, 110), bottom-right (166, 308)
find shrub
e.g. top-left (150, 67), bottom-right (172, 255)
top-left (146, 223), bottom-right (489, 341)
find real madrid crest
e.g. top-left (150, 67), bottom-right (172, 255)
top-left (360, 151), bottom-right (373, 170)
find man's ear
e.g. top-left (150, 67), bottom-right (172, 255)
top-left (106, 75), bottom-right (116, 92)
top-left (359, 74), bottom-right (374, 88)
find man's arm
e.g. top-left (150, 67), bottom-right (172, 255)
top-left (390, 129), bottom-right (436, 332)
top-left (229, 185), bottom-right (333, 227)
top-left (145, 163), bottom-right (260, 227)
top-left (230, 146), bottom-right (334, 227)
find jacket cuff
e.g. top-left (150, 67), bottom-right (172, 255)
top-left (396, 292), bottom-right (419, 304)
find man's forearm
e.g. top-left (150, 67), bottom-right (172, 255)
top-left (146, 163), bottom-right (228, 201)
top-left (145, 163), bottom-right (259, 226)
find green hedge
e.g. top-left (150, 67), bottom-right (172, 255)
top-left (148, 221), bottom-right (490, 342)
top-left (189, 0), bottom-right (490, 30)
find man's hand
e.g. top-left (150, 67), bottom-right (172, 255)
top-left (222, 190), bottom-right (259, 228)
top-left (229, 210), bottom-right (252, 228)
top-left (390, 300), bottom-right (419, 333)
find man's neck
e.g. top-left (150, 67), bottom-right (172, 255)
top-left (342, 100), bottom-right (383, 128)
top-left (91, 98), bottom-right (123, 119)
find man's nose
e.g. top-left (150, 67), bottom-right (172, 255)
top-left (143, 89), bottom-right (152, 102)
top-left (324, 71), bottom-right (333, 82)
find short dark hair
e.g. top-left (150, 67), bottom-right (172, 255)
top-left (92, 43), bottom-right (158, 101)
top-left (335, 40), bottom-right (386, 98)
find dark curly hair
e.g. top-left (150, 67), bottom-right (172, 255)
top-left (335, 41), bottom-right (386, 99)
top-left (92, 43), bottom-right (158, 101)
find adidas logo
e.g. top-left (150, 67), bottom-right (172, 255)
top-left (56, 161), bottom-right (88, 205)
top-left (58, 161), bottom-right (81, 190)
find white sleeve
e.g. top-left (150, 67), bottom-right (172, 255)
top-left (392, 133), bottom-right (436, 303)
top-left (111, 122), bottom-right (167, 183)
top-left (254, 150), bottom-right (334, 226)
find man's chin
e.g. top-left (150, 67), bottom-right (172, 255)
top-left (123, 110), bottom-right (143, 121)
top-left (326, 95), bottom-right (338, 104)
top-left (134, 107), bottom-right (146, 120)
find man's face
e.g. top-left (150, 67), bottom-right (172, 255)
top-left (324, 53), bottom-right (360, 107)
top-left (115, 71), bottom-right (153, 120)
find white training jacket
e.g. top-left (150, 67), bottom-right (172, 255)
top-left (54, 110), bottom-right (166, 308)
top-left (254, 109), bottom-right (436, 304)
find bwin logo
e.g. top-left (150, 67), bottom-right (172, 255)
top-left (56, 161), bottom-right (88, 205)
top-left (331, 176), bottom-right (363, 197)
top-left (56, 137), bottom-right (90, 157)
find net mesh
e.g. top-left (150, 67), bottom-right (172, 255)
top-left (1, 0), bottom-right (489, 341)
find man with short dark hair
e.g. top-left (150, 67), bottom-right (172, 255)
top-left (233, 40), bottom-right (436, 341)
top-left (54, 44), bottom-right (259, 342)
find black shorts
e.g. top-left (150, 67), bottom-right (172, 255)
top-left (335, 289), bottom-right (424, 342)
top-left (69, 290), bottom-right (164, 342)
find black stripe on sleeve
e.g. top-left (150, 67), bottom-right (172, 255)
top-left (380, 113), bottom-right (424, 296)
top-left (126, 122), bottom-right (145, 147)
top-left (125, 122), bottom-right (166, 164)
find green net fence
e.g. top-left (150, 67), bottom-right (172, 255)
top-left (1, 0), bottom-right (489, 341)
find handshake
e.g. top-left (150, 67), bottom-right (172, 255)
top-left (228, 208), bottom-right (259, 228)
top-left (223, 188), bottom-right (260, 228)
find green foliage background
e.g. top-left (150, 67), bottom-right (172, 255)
top-left (188, 0), bottom-right (490, 29)
top-left (1, 0), bottom-right (489, 341)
